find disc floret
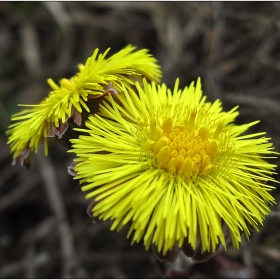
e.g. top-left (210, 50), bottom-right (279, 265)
top-left (149, 114), bottom-right (221, 179)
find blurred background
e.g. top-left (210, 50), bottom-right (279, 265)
top-left (0, 2), bottom-right (280, 278)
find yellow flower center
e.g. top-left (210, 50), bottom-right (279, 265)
top-left (151, 117), bottom-right (220, 178)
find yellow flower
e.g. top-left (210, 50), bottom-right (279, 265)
top-left (70, 78), bottom-right (277, 257)
top-left (6, 45), bottom-right (162, 166)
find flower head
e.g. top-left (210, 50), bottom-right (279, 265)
top-left (7, 45), bottom-right (162, 166)
top-left (70, 78), bottom-right (277, 258)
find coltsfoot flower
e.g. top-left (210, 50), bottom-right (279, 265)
top-left (7, 45), bottom-right (162, 166)
top-left (70, 78), bottom-right (277, 261)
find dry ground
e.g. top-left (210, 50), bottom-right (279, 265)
top-left (0, 2), bottom-right (280, 278)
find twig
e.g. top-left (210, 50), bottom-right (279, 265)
top-left (0, 174), bottom-right (40, 211)
top-left (25, 245), bottom-right (36, 278)
top-left (37, 148), bottom-right (76, 278)
top-left (108, 264), bottom-right (128, 278)
top-left (19, 22), bottom-right (43, 78)
top-left (0, 252), bottom-right (49, 278)
top-left (82, 251), bottom-right (150, 262)
top-left (257, 246), bottom-right (280, 262)
top-left (223, 93), bottom-right (280, 113)
top-left (23, 217), bottom-right (58, 243)
top-left (267, 211), bottom-right (280, 218)
top-left (241, 236), bottom-right (254, 278)
top-left (43, 2), bottom-right (75, 75)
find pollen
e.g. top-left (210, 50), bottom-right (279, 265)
top-left (152, 117), bottom-right (218, 178)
